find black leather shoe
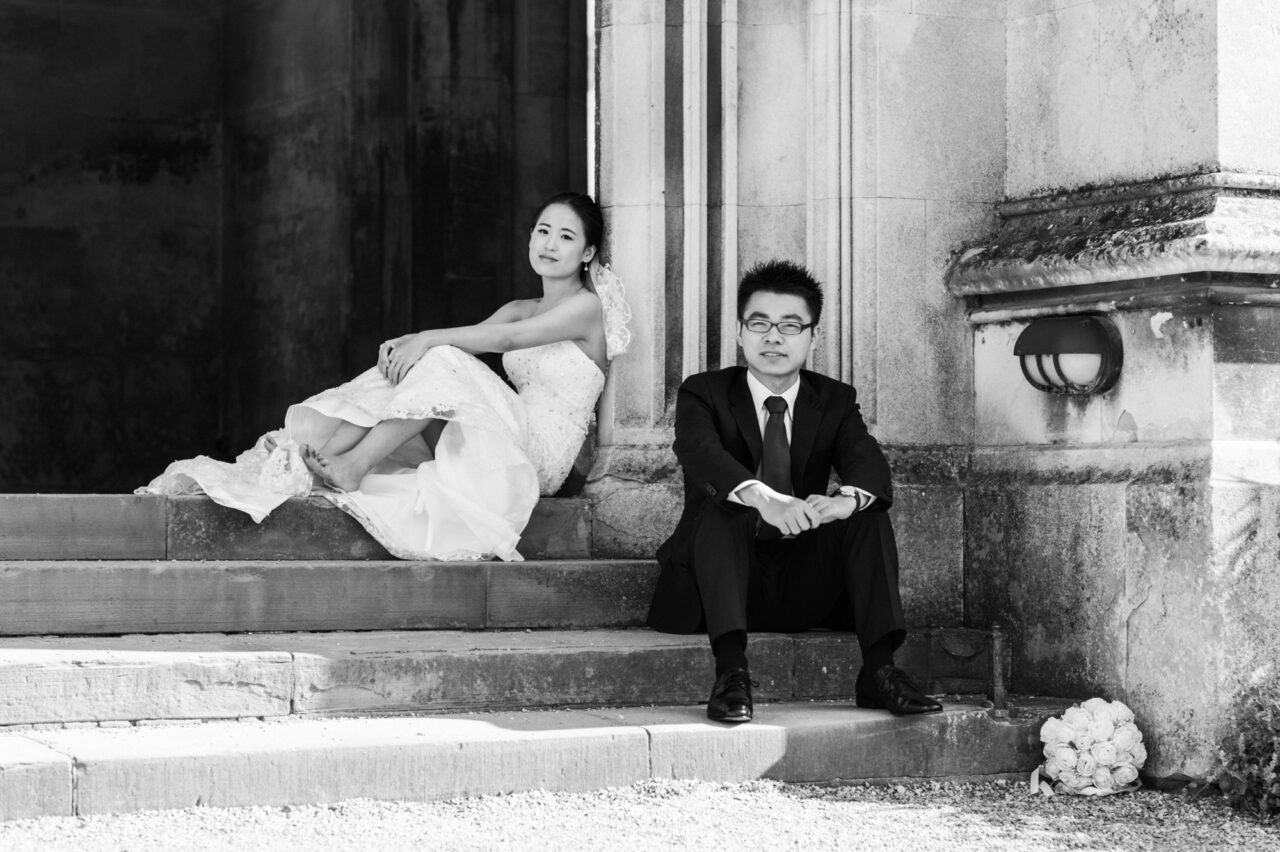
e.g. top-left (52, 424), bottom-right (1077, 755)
top-left (855, 665), bottom-right (943, 715)
top-left (707, 669), bottom-right (757, 723)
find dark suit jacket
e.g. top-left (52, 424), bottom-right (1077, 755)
top-left (647, 366), bottom-right (893, 634)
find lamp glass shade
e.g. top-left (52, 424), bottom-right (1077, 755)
top-left (1056, 353), bottom-right (1102, 386)
top-left (1021, 355), bottom-right (1050, 388)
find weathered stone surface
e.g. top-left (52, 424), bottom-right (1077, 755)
top-left (792, 629), bottom-right (993, 700)
top-left (289, 632), bottom-right (796, 715)
top-left (517, 499), bottom-right (591, 559)
top-left (792, 633), bottom-right (862, 700)
top-left (9, 698), bottom-right (1058, 819)
top-left (586, 698), bottom-right (1055, 783)
top-left (891, 486), bottom-right (964, 626)
top-left (0, 494), bottom-right (165, 560)
top-left (0, 735), bottom-right (71, 819)
top-left (486, 560), bottom-right (658, 628)
top-left (965, 482), bottom-right (1129, 697)
top-left (874, 198), bottom-right (978, 444)
top-left (1122, 482), bottom-right (1218, 778)
top-left (927, 629), bottom-right (996, 695)
top-left (37, 716), bottom-right (651, 815)
top-left (950, 177), bottom-right (1280, 295)
top-left (0, 629), bottom-right (973, 725)
top-left (1006, 1), bottom-right (1214, 198)
top-left (167, 494), bottom-right (589, 561)
top-left (225, 0), bottom-right (351, 110)
top-left (969, 444), bottom-right (1211, 486)
top-left (1213, 305), bottom-right (1280, 443)
top-left (0, 651), bottom-right (292, 726)
top-left (883, 445), bottom-right (970, 486)
top-left (0, 2), bottom-right (224, 493)
top-left (1219, 0), bottom-right (1280, 173)
top-left (0, 560), bottom-right (488, 635)
top-left (764, 702), bottom-right (1048, 782)
top-left (875, 10), bottom-right (1003, 203)
top-left (973, 307), bottom-right (1214, 448)
top-left (737, 14), bottom-right (807, 209)
top-left (167, 495), bottom-right (391, 560)
top-left (588, 481), bottom-right (682, 559)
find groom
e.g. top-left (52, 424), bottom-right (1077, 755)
top-left (647, 259), bottom-right (941, 723)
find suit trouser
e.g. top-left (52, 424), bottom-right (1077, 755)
top-left (691, 500), bottom-right (907, 656)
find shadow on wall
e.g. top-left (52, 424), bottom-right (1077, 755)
top-left (0, 0), bottom-right (586, 492)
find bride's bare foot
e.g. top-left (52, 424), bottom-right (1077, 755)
top-left (301, 445), bottom-right (363, 493)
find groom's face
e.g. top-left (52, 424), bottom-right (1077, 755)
top-left (737, 291), bottom-right (816, 389)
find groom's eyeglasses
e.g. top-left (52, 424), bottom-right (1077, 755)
top-left (740, 318), bottom-right (816, 336)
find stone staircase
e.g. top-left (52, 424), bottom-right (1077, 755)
top-left (0, 494), bottom-right (1061, 820)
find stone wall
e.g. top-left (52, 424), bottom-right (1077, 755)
top-left (960, 281), bottom-right (1280, 778)
top-left (590, 0), bottom-right (1005, 630)
top-left (1, 0), bottom-right (587, 485)
top-left (948, 0), bottom-right (1280, 779)
top-left (1006, 0), bottom-right (1217, 196)
top-left (0, 0), bottom-right (224, 491)
top-left (222, 0), bottom-right (357, 449)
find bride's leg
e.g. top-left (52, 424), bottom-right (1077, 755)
top-left (318, 420), bottom-right (373, 457)
top-left (303, 417), bottom-right (429, 492)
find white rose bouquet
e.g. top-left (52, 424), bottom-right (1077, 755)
top-left (1031, 698), bottom-right (1145, 796)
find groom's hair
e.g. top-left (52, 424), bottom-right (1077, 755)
top-left (738, 259), bottom-right (823, 323)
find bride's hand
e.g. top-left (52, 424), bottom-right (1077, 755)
top-left (386, 332), bottom-right (432, 384)
top-left (378, 334), bottom-right (416, 381)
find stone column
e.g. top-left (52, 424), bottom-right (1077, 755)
top-left (589, 0), bottom-right (678, 554)
top-left (589, 0), bottom-right (1007, 644)
top-left (950, 0), bottom-right (1280, 780)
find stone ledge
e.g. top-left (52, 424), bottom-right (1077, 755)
top-left (0, 559), bottom-right (657, 635)
top-left (0, 628), bottom-right (994, 726)
top-left (947, 171), bottom-right (1280, 298)
top-left (0, 736), bottom-right (71, 820)
top-left (0, 495), bottom-right (590, 561)
top-left (3, 698), bottom-right (1062, 818)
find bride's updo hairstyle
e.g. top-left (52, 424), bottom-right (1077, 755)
top-left (533, 191), bottom-right (605, 284)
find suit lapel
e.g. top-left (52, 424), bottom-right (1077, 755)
top-left (790, 374), bottom-right (821, 489)
top-left (729, 369), bottom-right (763, 470)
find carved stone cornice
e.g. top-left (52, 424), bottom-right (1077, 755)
top-left (946, 172), bottom-right (1280, 316)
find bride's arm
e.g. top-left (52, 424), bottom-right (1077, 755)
top-left (379, 300), bottom-right (531, 379)
top-left (477, 300), bottom-right (532, 326)
top-left (385, 292), bottom-right (598, 383)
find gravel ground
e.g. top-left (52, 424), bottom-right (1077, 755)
top-left (0, 779), bottom-right (1274, 852)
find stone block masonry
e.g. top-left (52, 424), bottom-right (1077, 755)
top-left (0, 701), bottom-right (1057, 819)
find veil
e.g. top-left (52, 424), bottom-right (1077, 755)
top-left (588, 259), bottom-right (632, 360)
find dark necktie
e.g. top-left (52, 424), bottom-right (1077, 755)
top-left (761, 396), bottom-right (791, 495)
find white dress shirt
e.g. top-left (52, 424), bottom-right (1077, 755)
top-left (727, 371), bottom-right (876, 510)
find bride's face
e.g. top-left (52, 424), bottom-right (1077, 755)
top-left (529, 203), bottom-right (596, 281)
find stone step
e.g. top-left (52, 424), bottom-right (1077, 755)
top-left (0, 559), bottom-right (656, 635)
top-left (0, 494), bottom-right (590, 561)
top-left (0, 697), bottom-right (1064, 820)
top-left (0, 628), bottom-right (996, 727)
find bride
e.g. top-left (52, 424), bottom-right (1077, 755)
top-left (140, 192), bottom-right (631, 561)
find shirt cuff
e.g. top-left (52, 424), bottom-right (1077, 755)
top-left (727, 479), bottom-right (764, 505)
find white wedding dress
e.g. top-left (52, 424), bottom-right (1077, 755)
top-left (139, 266), bottom-right (631, 561)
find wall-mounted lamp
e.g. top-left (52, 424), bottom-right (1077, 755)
top-left (1014, 315), bottom-right (1123, 396)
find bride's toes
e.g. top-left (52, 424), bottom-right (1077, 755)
top-left (302, 445), bottom-right (339, 490)
top-left (263, 433), bottom-right (279, 452)
top-left (302, 445), bottom-right (358, 493)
